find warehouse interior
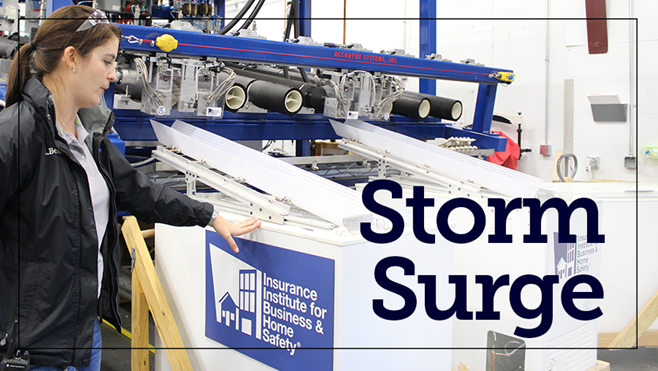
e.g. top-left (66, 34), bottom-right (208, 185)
top-left (0, 0), bottom-right (656, 370)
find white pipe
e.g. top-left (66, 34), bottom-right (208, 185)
top-left (402, 0), bottom-right (407, 54)
top-left (39, 0), bottom-right (46, 23)
top-left (544, 0), bottom-right (550, 145)
top-left (628, 0), bottom-right (636, 156)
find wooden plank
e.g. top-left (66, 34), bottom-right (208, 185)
top-left (551, 150), bottom-right (564, 182)
top-left (131, 270), bottom-right (150, 371)
top-left (606, 286), bottom-right (658, 348)
top-left (122, 216), bottom-right (193, 371)
top-left (599, 329), bottom-right (658, 348)
top-left (141, 229), bottom-right (155, 239)
top-left (587, 360), bottom-right (610, 371)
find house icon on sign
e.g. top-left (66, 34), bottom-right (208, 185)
top-left (217, 269), bottom-right (258, 337)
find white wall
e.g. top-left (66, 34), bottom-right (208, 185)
top-left (224, 0), bottom-right (657, 182)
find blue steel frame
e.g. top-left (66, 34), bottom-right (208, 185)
top-left (297, 0), bottom-right (311, 156)
top-left (119, 24), bottom-right (509, 83)
top-left (419, 0), bottom-right (436, 95)
top-left (45, 0), bottom-right (508, 150)
top-left (112, 111), bottom-right (506, 151)
top-left (115, 22), bottom-right (509, 151)
top-left (32, 0), bottom-right (499, 151)
top-left (215, 0), bottom-right (225, 29)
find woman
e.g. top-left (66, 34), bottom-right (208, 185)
top-left (0, 5), bottom-right (260, 370)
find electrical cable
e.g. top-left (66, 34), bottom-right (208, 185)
top-left (262, 140), bottom-right (274, 151)
top-left (130, 157), bottom-right (157, 168)
top-left (239, 0), bottom-right (266, 30)
top-left (284, 8), bottom-right (292, 40)
top-left (206, 67), bottom-right (236, 103)
top-left (218, 0), bottom-right (256, 34)
top-left (310, 73), bottom-right (343, 113)
top-left (292, 0), bottom-right (299, 39)
top-left (134, 57), bottom-right (165, 109)
top-left (375, 76), bottom-right (404, 114)
top-left (297, 66), bottom-right (310, 83)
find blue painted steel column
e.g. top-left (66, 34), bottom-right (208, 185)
top-left (103, 84), bottom-right (114, 109)
top-left (298, 0), bottom-right (311, 37)
top-left (46, 0), bottom-right (72, 16)
top-left (215, 0), bottom-right (225, 29)
top-left (472, 83), bottom-right (497, 133)
top-left (419, 0), bottom-right (436, 95)
top-left (296, 139), bottom-right (311, 156)
top-left (297, 0), bottom-right (312, 156)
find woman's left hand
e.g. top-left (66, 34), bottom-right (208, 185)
top-left (212, 215), bottom-right (261, 253)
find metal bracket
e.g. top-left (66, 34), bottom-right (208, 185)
top-left (152, 147), bottom-right (289, 224)
top-left (185, 172), bottom-right (197, 195)
top-left (130, 247), bottom-right (136, 272)
top-left (340, 140), bottom-right (482, 198)
top-left (378, 158), bottom-right (388, 178)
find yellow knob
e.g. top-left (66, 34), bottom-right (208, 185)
top-left (495, 72), bottom-right (515, 83)
top-left (156, 34), bottom-right (178, 52)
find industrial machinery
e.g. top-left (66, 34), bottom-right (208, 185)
top-left (110, 22), bottom-right (514, 154)
top-left (0, 0), bottom-right (516, 155)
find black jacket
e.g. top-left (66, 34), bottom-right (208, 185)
top-left (0, 77), bottom-right (213, 368)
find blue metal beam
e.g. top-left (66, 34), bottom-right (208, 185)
top-left (113, 116), bottom-right (506, 150)
top-left (298, 0), bottom-right (311, 37)
top-left (47, 0), bottom-right (72, 16)
top-left (118, 24), bottom-right (510, 84)
top-left (112, 111), bottom-right (455, 142)
top-left (215, 0), bottom-right (225, 29)
top-left (472, 83), bottom-right (498, 133)
top-left (419, 0), bottom-right (436, 95)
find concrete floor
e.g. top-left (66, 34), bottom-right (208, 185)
top-left (100, 303), bottom-right (155, 371)
top-left (98, 317), bottom-right (658, 371)
top-left (598, 348), bottom-right (658, 371)
top-left (98, 297), bottom-right (657, 371)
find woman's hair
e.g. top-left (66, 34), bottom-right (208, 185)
top-left (5, 5), bottom-right (122, 107)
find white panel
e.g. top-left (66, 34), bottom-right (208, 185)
top-left (331, 119), bottom-right (543, 197)
top-left (545, 322), bottom-right (597, 371)
top-left (152, 120), bottom-right (371, 226)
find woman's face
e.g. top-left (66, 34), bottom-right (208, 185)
top-left (71, 37), bottom-right (119, 108)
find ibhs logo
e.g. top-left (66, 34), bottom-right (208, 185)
top-left (552, 232), bottom-right (600, 281)
top-left (205, 232), bottom-right (334, 371)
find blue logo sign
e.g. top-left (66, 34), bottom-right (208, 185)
top-left (553, 232), bottom-right (599, 280)
top-left (205, 232), bottom-right (334, 371)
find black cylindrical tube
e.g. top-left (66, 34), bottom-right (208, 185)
top-left (392, 94), bottom-right (431, 119)
top-left (234, 68), bottom-right (326, 112)
top-left (247, 80), bottom-right (303, 116)
top-left (401, 91), bottom-right (463, 121)
top-left (298, 84), bottom-right (326, 113)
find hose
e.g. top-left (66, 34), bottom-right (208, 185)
top-left (218, 0), bottom-right (256, 35)
top-left (206, 67), bottom-right (236, 103)
top-left (556, 153), bottom-right (578, 182)
top-left (239, 0), bottom-right (266, 31)
top-left (134, 57), bottom-right (165, 109)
